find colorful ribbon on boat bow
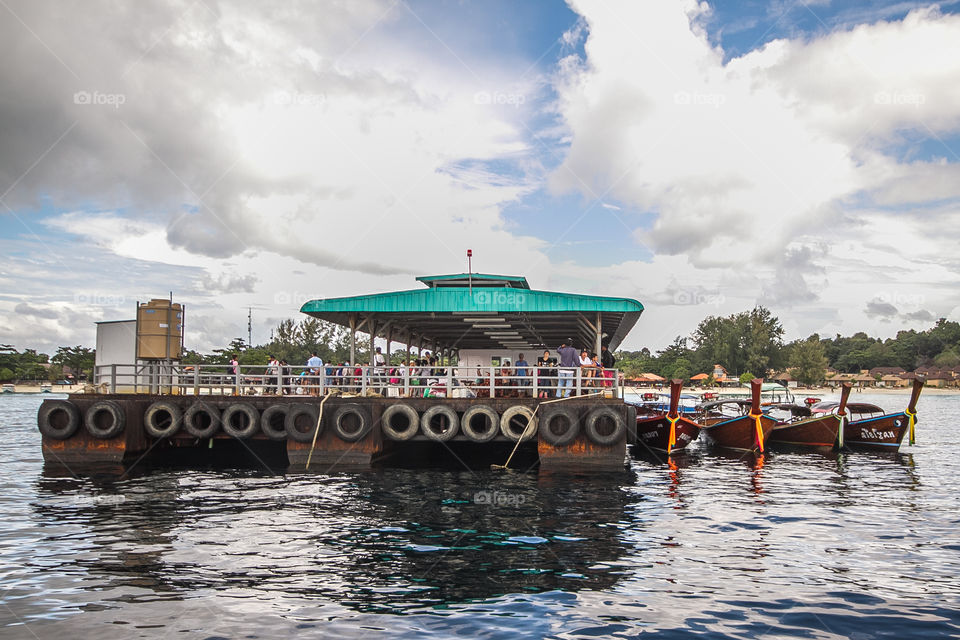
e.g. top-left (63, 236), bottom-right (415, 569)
top-left (751, 413), bottom-right (764, 453)
top-left (666, 415), bottom-right (679, 455)
top-left (905, 407), bottom-right (917, 445)
top-left (837, 414), bottom-right (845, 449)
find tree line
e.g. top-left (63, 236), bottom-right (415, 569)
top-left (614, 309), bottom-right (960, 385)
top-left (3, 313), bottom-right (958, 385)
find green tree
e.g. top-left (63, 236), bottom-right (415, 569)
top-left (0, 367), bottom-right (14, 382)
top-left (739, 372), bottom-right (755, 384)
top-left (789, 334), bottom-right (829, 386)
top-left (51, 346), bottom-right (95, 381)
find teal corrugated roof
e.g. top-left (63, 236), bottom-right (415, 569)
top-left (300, 287), bottom-right (641, 314)
top-left (299, 274), bottom-right (643, 351)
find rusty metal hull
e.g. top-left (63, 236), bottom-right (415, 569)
top-left (38, 394), bottom-right (631, 472)
top-left (632, 415), bottom-right (701, 454)
top-left (769, 415), bottom-right (840, 451)
top-left (700, 414), bottom-right (778, 452)
top-left (843, 413), bottom-right (909, 450)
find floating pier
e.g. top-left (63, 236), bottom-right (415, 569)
top-left (37, 272), bottom-right (644, 473)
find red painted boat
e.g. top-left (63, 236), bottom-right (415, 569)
top-left (699, 378), bottom-right (777, 452)
top-left (841, 377), bottom-right (924, 450)
top-left (768, 384), bottom-right (851, 451)
top-left (632, 379), bottom-right (701, 454)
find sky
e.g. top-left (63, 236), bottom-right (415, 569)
top-left (2, 0), bottom-right (959, 356)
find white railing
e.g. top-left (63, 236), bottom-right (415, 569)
top-left (93, 363), bottom-right (623, 399)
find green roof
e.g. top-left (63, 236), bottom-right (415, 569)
top-left (300, 274), bottom-right (643, 352)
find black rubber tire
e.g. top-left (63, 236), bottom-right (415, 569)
top-left (84, 401), bottom-right (125, 439)
top-left (144, 401), bottom-right (182, 439)
top-left (183, 402), bottom-right (221, 439)
top-left (460, 405), bottom-right (499, 443)
top-left (499, 405), bottom-right (537, 442)
top-left (538, 406), bottom-right (580, 446)
top-left (420, 405), bottom-right (459, 442)
top-left (333, 404), bottom-right (373, 442)
top-left (285, 404), bottom-right (320, 443)
top-left (222, 403), bottom-right (260, 439)
top-left (584, 406), bottom-right (626, 446)
top-left (381, 404), bottom-right (419, 441)
top-left (37, 400), bottom-right (81, 439)
top-left (261, 404), bottom-right (289, 441)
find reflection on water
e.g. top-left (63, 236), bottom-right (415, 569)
top-left (2, 394), bottom-right (960, 638)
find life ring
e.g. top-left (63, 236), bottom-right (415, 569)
top-left (144, 401), bottom-right (182, 438)
top-left (222, 403), bottom-right (260, 439)
top-left (260, 404), bottom-right (289, 440)
top-left (183, 402), bottom-right (221, 439)
top-left (37, 400), bottom-right (81, 439)
top-left (584, 406), bottom-right (626, 446)
top-left (538, 406), bottom-right (580, 446)
top-left (461, 405), bottom-right (499, 442)
top-left (499, 405), bottom-right (537, 442)
top-left (381, 404), bottom-right (419, 441)
top-left (333, 404), bottom-right (373, 442)
top-left (85, 400), bottom-right (126, 439)
top-left (285, 404), bottom-right (320, 443)
top-left (420, 405), bottom-right (459, 442)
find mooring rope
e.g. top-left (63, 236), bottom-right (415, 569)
top-left (306, 394), bottom-right (332, 470)
top-left (494, 392), bottom-right (604, 470)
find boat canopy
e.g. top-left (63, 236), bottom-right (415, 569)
top-left (300, 272), bottom-right (643, 356)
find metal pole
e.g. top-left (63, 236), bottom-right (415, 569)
top-left (349, 313), bottom-right (357, 366)
top-left (595, 312), bottom-right (602, 357)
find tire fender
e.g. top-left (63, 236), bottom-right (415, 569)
top-left (183, 402), bottom-right (221, 439)
top-left (333, 404), bottom-right (373, 442)
top-left (500, 405), bottom-right (537, 442)
top-left (285, 404), bottom-right (320, 443)
top-left (584, 406), bottom-right (626, 446)
top-left (538, 405), bottom-right (580, 446)
top-left (144, 401), bottom-right (183, 439)
top-left (222, 403), bottom-right (260, 439)
top-left (461, 405), bottom-right (499, 443)
top-left (420, 405), bottom-right (459, 442)
top-left (381, 404), bottom-right (419, 441)
top-left (85, 400), bottom-right (126, 439)
top-left (38, 400), bottom-right (81, 440)
top-left (261, 404), bottom-right (289, 440)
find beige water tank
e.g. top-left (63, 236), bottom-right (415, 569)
top-left (137, 299), bottom-right (183, 360)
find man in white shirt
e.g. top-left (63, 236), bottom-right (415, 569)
top-left (306, 352), bottom-right (323, 396)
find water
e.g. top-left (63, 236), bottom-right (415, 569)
top-left (2, 393), bottom-right (959, 638)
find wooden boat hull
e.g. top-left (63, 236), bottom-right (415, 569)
top-left (769, 415), bottom-right (841, 451)
top-left (701, 414), bottom-right (778, 452)
top-left (633, 415), bottom-right (701, 453)
top-left (843, 412), bottom-right (909, 450)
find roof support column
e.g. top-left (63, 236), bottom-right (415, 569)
top-left (386, 326), bottom-right (393, 364)
top-left (595, 312), bottom-right (602, 356)
top-left (369, 318), bottom-right (378, 366)
top-left (405, 331), bottom-right (411, 364)
top-left (349, 313), bottom-right (356, 366)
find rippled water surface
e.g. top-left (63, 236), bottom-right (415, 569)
top-left (2, 393), bottom-right (959, 638)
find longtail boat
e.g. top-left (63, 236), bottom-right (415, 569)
top-left (631, 379), bottom-right (702, 454)
top-left (809, 377), bottom-right (925, 450)
top-left (768, 383), bottom-right (851, 451)
top-left (698, 378), bottom-right (778, 452)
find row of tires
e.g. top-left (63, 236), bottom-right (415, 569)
top-left (37, 400), bottom-right (627, 447)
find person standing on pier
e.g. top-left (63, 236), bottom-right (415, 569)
top-left (557, 339), bottom-right (578, 398)
top-left (600, 345), bottom-right (616, 388)
top-left (307, 352), bottom-right (323, 396)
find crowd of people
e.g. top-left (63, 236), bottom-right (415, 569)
top-left (220, 340), bottom-right (616, 398)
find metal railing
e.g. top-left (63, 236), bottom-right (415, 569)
top-left (94, 363), bottom-right (623, 399)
